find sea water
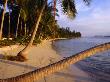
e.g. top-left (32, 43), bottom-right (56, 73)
top-left (53, 37), bottom-right (110, 82)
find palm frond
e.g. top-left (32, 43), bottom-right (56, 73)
top-left (83, 0), bottom-right (92, 5)
top-left (20, 8), bottom-right (27, 21)
top-left (61, 0), bottom-right (77, 18)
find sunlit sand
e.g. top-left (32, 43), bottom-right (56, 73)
top-left (0, 40), bottom-right (89, 82)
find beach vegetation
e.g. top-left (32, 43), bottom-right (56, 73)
top-left (0, 0), bottom-right (91, 61)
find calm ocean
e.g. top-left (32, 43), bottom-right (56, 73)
top-left (53, 37), bottom-right (110, 82)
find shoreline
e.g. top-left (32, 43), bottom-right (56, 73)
top-left (51, 39), bottom-right (92, 82)
top-left (0, 40), bottom-right (90, 82)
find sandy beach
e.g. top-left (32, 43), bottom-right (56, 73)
top-left (0, 40), bottom-right (91, 82)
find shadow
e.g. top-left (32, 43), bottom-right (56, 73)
top-left (54, 72), bottom-right (94, 82)
top-left (0, 54), bottom-right (4, 59)
top-left (0, 53), bottom-right (28, 62)
top-left (0, 59), bottom-right (37, 70)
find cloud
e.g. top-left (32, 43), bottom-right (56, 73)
top-left (57, 0), bottom-right (110, 36)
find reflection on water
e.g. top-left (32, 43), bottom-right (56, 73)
top-left (53, 37), bottom-right (110, 82)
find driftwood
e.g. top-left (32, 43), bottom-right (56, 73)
top-left (0, 42), bottom-right (110, 82)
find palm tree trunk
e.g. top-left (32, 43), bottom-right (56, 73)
top-left (15, 12), bottom-right (20, 38)
top-left (24, 23), bottom-right (27, 36)
top-left (0, 0), bottom-right (8, 40)
top-left (17, 0), bottom-right (47, 61)
top-left (20, 20), bottom-right (22, 36)
top-left (8, 9), bottom-right (11, 38)
top-left (1, 42), bottom-right (110, 82)
top-left (53, 0), bottom-right (56, 19)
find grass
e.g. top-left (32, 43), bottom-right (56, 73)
top-left (0, 36), bottom-right (41, 47)
top-left (0, 39), bottom-right (16, 47)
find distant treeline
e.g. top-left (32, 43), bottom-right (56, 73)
top-left (57, 27), bottom-right (81, 38)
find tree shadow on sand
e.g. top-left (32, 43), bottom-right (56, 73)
top-left (0, 54), bottom-right (37, 70)
top-left (0, 54), bottom-right (27, 62)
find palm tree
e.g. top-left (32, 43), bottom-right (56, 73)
top-left (15, 11), bottom-right (20, 38)
top-left (38, 4), bottom-right (59, 39)
top-left (8, 9), bottom-right (11, 38)
top-left (17, 0), bottom-right (47, 61)
top-left (0, 42), bottom-right (110, 82)
top-left (16, 0), bottom-right (91, 61)
top-left (24, 23), bottom-right (27, 36)
top-left (15, 7), bottom-right (27, 38)
top-left (53, 0), bottom-right (56, 18)
top-left (7, 0), bottom-right (13, 38)
top-left (0, 0), bottom-right (8, 40)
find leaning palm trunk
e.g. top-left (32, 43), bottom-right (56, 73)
top-left (17, 0), bottom-right (47, 61)
top-left (0, 0), bottom-right (8, 40)
top-left (0, 42), bottom-right (110, 82)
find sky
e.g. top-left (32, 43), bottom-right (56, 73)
top-left (56, 0), bottom-right (110, 36)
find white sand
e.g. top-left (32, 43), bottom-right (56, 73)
top-left (0, 40), bottom-right (91, 82)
